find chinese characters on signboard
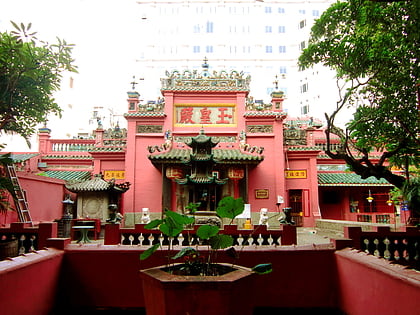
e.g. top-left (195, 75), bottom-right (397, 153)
top-left (285, 170), bottom-right (307, 179)
top-left (104, 171), bottom-right (125, 180)
top-left (255, 189), bottom-right (269, 199)
top-left (175, 104), bottom-right (236, 126)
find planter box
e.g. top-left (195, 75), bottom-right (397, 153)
top-left (140, 263), bottom-right (256, 315)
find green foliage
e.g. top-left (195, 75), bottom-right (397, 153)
top-left (252, 263), bottom-right (273, 275)
top-left (0, 154), bottom-right (17, 214)
top-left (216, 196), bottom-right (245, 219)
top-left (298, 0), bottom-right (420, 203)
top-left (140, 196), bottom-right (272, 276)
top-left (0, 22), bottom-right (77, 145)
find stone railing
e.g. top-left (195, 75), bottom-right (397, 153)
top-left (50, 140), bottom-right (95, 152)
top-left (104, 224), bottom-right (297, 246)
top-left (343, 226), bottom-right (420, 271)
top-left (0, 222), bottom-right (58, 258)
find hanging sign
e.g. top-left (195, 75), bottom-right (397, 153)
top-left (166, 167), bottom-right (183, 180)
top-left (104, 170), bottom-right (125, 180)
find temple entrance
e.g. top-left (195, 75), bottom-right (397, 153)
top-left (288, 189), bottom-right (303, 226)
top-left (189, 186), bottom-right (221, 212)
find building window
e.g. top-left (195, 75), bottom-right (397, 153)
top-left (279, 66), bottom-right (287, 74)
top-left (278, 7), bottom-right (285, 14)
top-left (299, 41), bottom-right (306, 51)
top-left (206, 21), bottom-right (214, 33)
top-left (312, 10), bottom-right (320, 17)
top-left (299, 9), bottom-right (306, 15)
top-left (206, 45), bottom-right (213, 53)
top-left (301, 104), bottom-right (309, 115)
top-left (300, 83), bottom-right (309, 93)
top-left (278, 26), bottom-right (285, 33)
top-left (193, 46), bottom-right (200, 53)
top-left (242, 46), bottom-right (251, 53)
top-left (265, 7), bottom-right (272, 13)
top-left (193, 24), bottom-right (200, 33)
top-left (279, 46), bottom-right (286, 53)
top-left (299, 20), bottom-right (306, 29)
top-left (265, 25), bottom-right (272, 33)
top-left (266, 46), bottom-right (273, 53)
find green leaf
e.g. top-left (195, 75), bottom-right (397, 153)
top-left (144, 219), bottom-right (162, 230)
top-left (216, 196), bottom-right (245, 219)
top-left (196, 224), bottom-right (219, 240)
top-left (209, 234), bottom-right (234, 250)
top-left (252, 263), bottom-right (273, 275)
top-left (172, 247), bottom-right (198, 260)
top-left (159, 222), bottom-right (183, 238)
top-left (140, 243), bottom-right (160, 260)
top-left (165, 209), bottom-right (195, 225)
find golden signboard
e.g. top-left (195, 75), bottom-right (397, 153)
top-left (174, 104), bottom-right (236, 126)
top-left (104, 170), bottom-right (125, 180)
top-left (255, 189), bottom-right (269, 199)
top-left (285, 170), bottom-right (307, 179)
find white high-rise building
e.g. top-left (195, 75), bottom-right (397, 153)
top-left (134, 0), bottom-right (338, 118)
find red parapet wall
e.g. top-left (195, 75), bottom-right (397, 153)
top-left (335, 248), bottom-right (420, 315)
top-left (0, 248), bottom-right (65, 315)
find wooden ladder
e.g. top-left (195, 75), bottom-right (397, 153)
top-left (5, 164), bottom-right (33, 226)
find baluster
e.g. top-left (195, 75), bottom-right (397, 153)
top-left (148, 234), bottom-right (155, 245)
top-left (30, 235), bottom-right (36, 251)
top-left (128, 234), bottom-right (134, 246)
top-left (267, 234), bottom-right (274, 246)
top-left (19, 235), bottom-right (26, 254)
top-left (402, 238), bottom-right (409, 262)
top-left (158, 233), bottom-right (164, 246)
top-left (120, 234), bottom-right (125, 245)
top-left (247, 235), bottom-right (254, 246)
top-left (393, 239), bottom-right (401, 261)
top-left (177, 233), bottom-right (184, 246)
top-left (237, 234), bottom-right (244, 246)
top-left (257, 234), bottom-right (264, 246)
top-left (139, 233), bottom-right (144, 246)
top-left (383, 238), bottom-right (391, 260)
top-left (169, 236), bottom-right (174, 247)
top-left (373, 239), bottom-right (380, 257)
top-left (363, 238), bottom-right (370, 254)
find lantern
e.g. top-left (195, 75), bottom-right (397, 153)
top-left (166, 167), bottom-right (183, 180)
top-left (228, 168), bottom-right (244, 180)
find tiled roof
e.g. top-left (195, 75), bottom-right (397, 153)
top-left (65, 175), bottom-right (111, 192)
top-left (161, 87), bottom-right (249, 92)
top-left (318, 173), bottom-right (393, 186)
top-left (149, 148), bottom-right (263, 164)
top-left (244, 111), bottom-right (286, 118)
top-left (37, 171), bottom-right (91, 182)
top-left (42, 154), bottom-right (92, 160)
top-left (124, 112), bottom-right (166, 118)
top-left (89, 147), bottom-right (126, 153)
top-left (288, 146), bottom-right (321, 151)
top-left (3, 153), bottom-right (40, 162)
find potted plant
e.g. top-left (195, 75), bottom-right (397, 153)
top-left (139, 196), bottom-right (272, 315)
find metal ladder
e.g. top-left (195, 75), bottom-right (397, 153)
top-left (5, 164), bottom-right (33, 226)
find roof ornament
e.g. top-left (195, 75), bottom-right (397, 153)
top-left (202, 57), bottom-right (209, 77)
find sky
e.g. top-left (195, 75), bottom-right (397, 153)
top-left (0, 0), bottom-right (142, 151)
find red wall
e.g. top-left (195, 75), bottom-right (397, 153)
top-left (335, 248), bottom-right (420, 315)
top-left (0, 248), bottom-right (64, 315)
top-left (58, 245), bottom-right (339, 311)
top-left (19, 173), bottom-right (66, 223)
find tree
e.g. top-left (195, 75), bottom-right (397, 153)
top-left (299, 0), bottom-right (420, 218)
top-left (0, 22), bottom-right (77, 147)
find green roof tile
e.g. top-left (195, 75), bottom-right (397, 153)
top-left (37, 170), bottom-right (91, 181)
top-left (4, 153), bottom-right (40, 162)
top-left (149, 148), bottom-right (263, 164)
top-left (318, 173), bottom-right (393, 187)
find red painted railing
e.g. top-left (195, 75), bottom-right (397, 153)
top-left (104, 223), bottom-right (297, 246)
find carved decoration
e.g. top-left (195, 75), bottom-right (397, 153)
top-left (246, 125), bottom-right (273, 133)
top-left (284, 128), bottom-right (307, 145)
top-left (137, 125), bottom-right (163, 133)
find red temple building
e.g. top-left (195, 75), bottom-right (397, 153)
top-left (0, 61), bottom-right (400, 228)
